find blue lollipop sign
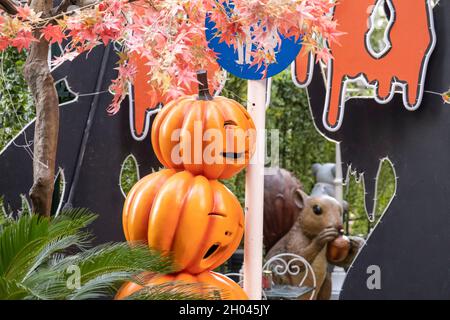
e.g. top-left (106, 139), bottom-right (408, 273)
top-left (205, 5), bottom-right (302, 80)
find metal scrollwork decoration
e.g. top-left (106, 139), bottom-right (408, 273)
top-left (262, 253), bottom-right (316, 300)
top-left (225, 253), bottom-right (316, 300)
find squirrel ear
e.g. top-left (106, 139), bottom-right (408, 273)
top-left (273, 193), bottom-right (286, 213)
top-left (275, 193), bottom-right (285, 200)
top-left (341, 200), bottom-right (349, 214)
top-left (312, 163), bottom-right (320, 176)
top-left (294, 189), bottom-right (308, 210)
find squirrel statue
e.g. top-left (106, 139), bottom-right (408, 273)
top-left (264, 167), bottom-right (363, 299)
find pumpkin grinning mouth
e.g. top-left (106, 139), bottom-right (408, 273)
top-left (203, 243), bottom-right (220, 259)
top-left (221, 152), bottom-right (244, 159)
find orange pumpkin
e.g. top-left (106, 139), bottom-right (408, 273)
top-left (115, 271), bottom-right (248, 300)
top-left (151, 70), bottom-right (256, 180)
top-left (123, 169), bottom-right (244, 274)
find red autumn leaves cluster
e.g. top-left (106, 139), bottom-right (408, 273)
top-left (0, 0), bottom-right (341, 113)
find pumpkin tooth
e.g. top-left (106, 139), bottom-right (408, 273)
top-left (221, 152), bottom-right (244, 159)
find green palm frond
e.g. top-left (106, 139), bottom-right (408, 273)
top-left (4, 238), bottom-right (52, 281)
top-left (49, 242), bottom-right (173, 300)
top-left (58, 242), bottom-right (173, 283)
top-left (18, 271), bottom-right (67, 300)
top-left (22, 234), bottom-right (88, 282)
top-left (0, 208), bottom-right (93, 282)
top-left (0, 214), bottom-right (5, 229)
top-left (68, 271), bottom-right (133, 300)
top-left (48, 208), bottom-right (97, 238)
top-left (126, 282), bottom-right (218, 300)
top-left (0, 214), bottom-right (49, 277)
top-left (0, 199), bottom-right (9, 229)
top-left (0, 207), bottom-right (187, 300)
top-left (0, 277), bottom-right (30, 300)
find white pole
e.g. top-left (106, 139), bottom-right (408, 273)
top-left (244, 79), bottom-right (266, 300)
top-left (334, 142), bottom-right (343, 203)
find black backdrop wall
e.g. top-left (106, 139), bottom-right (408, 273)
top-left (306, 1), bottom-right (450, 299)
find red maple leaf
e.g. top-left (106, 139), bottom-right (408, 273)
top-left (42, 24), bottom-right (66, 44)
top-left (15, 5), bottom-right (32, 20)
top-left (11, 30), bottom-right (36, 51)
top-left (0, 36), bottom-right (10, 51)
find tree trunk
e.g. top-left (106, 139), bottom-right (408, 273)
top-left (23, 0), bottom-right (59, 217)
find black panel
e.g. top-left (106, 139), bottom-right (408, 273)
top-left (306, 2), bottom-right (450, 299)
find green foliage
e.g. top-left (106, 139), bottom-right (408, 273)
top-left (345, 159), bottom-right (396, 235)
top-left (120, 155), bottom-right (140, 196)
top-left (0, 48), bottom-right (35, 150)
top-left (222, 171), bottom-right (246, 207)
top-left (267, 71), bottom-right (336, 192)
top-left (0, 208), bottom-right (197, 300)
top-left (374, 159), bottom-right (396, 216)
top-left (0, 47), bottom-right (77, 152)
top-left (345, 159), bottom-right (396, 236)
top-left (368, 3), bottom-right (389, 54)
top-left (344, 173), bottom-right (368, 236)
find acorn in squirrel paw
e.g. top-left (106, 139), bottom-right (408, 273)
top-left (326, 229), bottom-right (350, 263)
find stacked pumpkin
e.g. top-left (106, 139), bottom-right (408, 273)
top-left (117, 71), bottom-right (256, 300)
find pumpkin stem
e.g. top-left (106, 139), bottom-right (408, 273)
top-left (197, 70), bottom-right (213, 101)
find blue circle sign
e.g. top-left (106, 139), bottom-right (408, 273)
top-left (205, 10), bottom-right (302, 80)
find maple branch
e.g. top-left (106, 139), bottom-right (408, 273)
top-left (2, 0), bottom-right (156, 31)
top-left (0, 0), bottom-right (19, 14)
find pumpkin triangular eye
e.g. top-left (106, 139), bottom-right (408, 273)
top-left (203, 244), bottom-right (220, 259)
top-left (224, 120), bottom-right (237, 127)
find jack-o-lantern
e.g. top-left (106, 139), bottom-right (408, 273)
top-left (115, 271), bottom-right (248, 300)
top-left (123, 169), bottom-right (244, 274)
top-left (151, 70), bottom-right (256, 180)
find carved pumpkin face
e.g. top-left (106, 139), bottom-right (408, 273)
top-left (123, 169), bottom-right (244, 274)
top-left (115, 271), bottom-right (248, 300)
top-left (151, 71), bottom-right (256, 180)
